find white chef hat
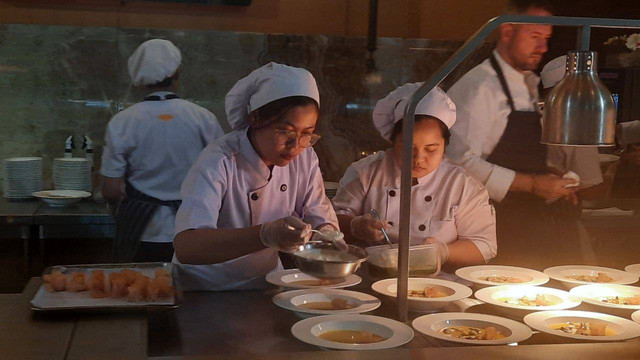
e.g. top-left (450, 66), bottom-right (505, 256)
top-left (128, 39), bottom-right (182, 86)
top-left (541, 55), bottom-right (567, 89)
top-left (372, 83), bottom-right (456, 141)
top-left (225, 62), bottom-right (320, 131)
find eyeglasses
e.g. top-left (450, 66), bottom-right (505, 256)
top-left (273, 129), bottom-right (322, 148)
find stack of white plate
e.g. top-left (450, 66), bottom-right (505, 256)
top-left (53, 158), bottom-right (91, 192)
top-left (3, 157), bottom-right (43, 199)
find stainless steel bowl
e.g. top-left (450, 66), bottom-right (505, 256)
top-left (291, 242), bottom-right (368, 279)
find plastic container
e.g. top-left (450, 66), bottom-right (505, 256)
top-left (365, 244), bottom-right (443, 279)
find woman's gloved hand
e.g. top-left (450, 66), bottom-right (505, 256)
top-left (312, 224), bottom-right (348, 251)
top-left (350, 214), bottom-right (388, 245)
top-left (424, 237), bottom-right (449, 264)
top-left (259, 216), bottom-right (311, 252)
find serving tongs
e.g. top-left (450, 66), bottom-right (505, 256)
top-left (370, 208), bottom-right (394, 248)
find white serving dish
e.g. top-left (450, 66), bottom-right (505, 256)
top-left (412, 312), bottom-right (533, 345)
top-left (291, 314), bottom-right (414, 350)
top-left (544, 265), bottom-right (639, 289)
top-left (371, 277), bottom-right (472, 312)
top-left (32, 190), bottom-right (91, 207)
top-left (524, 310), bottom-right (640, 342)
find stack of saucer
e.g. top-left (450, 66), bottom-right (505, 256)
top-left (2, 157), bottom-right (43, 199)
top-left (53, 158), bottom-right (91, 192)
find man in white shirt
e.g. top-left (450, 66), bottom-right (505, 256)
top-left (446, 1), bottom-right (580, 268)
top-left (101, 39), bottom-right (224, 262)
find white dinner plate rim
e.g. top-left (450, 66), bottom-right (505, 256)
top-left (524, 310), bottom-right (640, 341)
top-left (455, 265), bottom-right (549, 286)
top-left (412, 312), bottom-right (533, 345)
top-left (272, 289), bottom-right (381, 315)
top-left (291, 314), bottom-right (414, 350)
top-left (569, 284), bottom-right (640, 310)
top-left (371, 278), bottom-right (473, 302)
top-left (266, 269), bottom-right (361, 289)
top-left (624, 264), bottom-right (640, 277)
top-left (474, 285), bottom-right (581, 311)
top-left (544, 265), bottom-right (639, 286)
top-left (33, 190), bottom-right (91, 199)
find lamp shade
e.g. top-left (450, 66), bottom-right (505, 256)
top-left (542, 51), bottom-right (616, 146)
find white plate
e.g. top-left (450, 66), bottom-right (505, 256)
top-left (625, 264), bottom-right (640, 277)
top-left (456, 265), bottom-right (549, 287)
top-left (524, 310), bottom-right (640, 341)
top-left (475, 285), bottom-right (580, 312)
top-left (266, 269), bottom-right (361, 289)
top-left (633, 310), bottom-right (640, 324)
top-left (570, 284), bottom-right (640, 310)
top-left (291, 314), bottom-right (413, 350)
top-left (272, 289), bottom-right (381, 317)
top-left (4, 157), bottom-right (42, 162)
top-left (544, 265), bottom-right (639, 289)
top-left (33, 190), bottom-right (91, 207)
top-left (371, 278), bottom-right (472, 312)
top-left (412, 312), bottom-right (532, 345)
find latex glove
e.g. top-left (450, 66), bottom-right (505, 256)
top-left (424, 237), bottom-right (449, 264)
top-left (350, 214), bottom-right (387, 244)
top-left (532, 174), bottom-right (576, 200)
top-left (313, 224), bottom-right (348, 251)
top-left (259, 216), bottom-right (311, 252)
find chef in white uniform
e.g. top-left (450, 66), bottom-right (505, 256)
top-left (101, 39), bottom-right (224, 263)
top-left (331, 84), bottom-right (497, 271)
top-left (173, 63), bottom-right (341, 291)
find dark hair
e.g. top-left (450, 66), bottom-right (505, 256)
top-left (390, 115), bottom-right (451, 146)
top-left (505, 0), bottom-right (553, 14)
top-left (249, 96), bottom-right (319, 130)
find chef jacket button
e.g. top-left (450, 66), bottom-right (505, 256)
top-left (251, 193), bottom-right (259, 201)
top-left (424, 195), bottom-right (432, 202)
top-left (418, 224), bottom-right (426, 231)
top-left (280, 184), bottom-right (287, 192)
top-left (389, 190), bottom-right (396, 197)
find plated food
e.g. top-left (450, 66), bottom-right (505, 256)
top-left (570, 284), bottom-right (640, 310)
top-left (266, 269), bottom-right (361, 289)
top-left (544, 265), bottom-right (638, 289)
top-left (524, 310), bottom-right (640, 341)
top-left (31, 264), bottom-right (178, 311)
top-left (291, 314), bottom-right (414, 350)
top-left (474, 285), bottom-right (580, 312)
top-left (272, 289), bottom-right (381, 317)
top-left (371, 278), bottom-right (472, 312)
top-left (412, 312), bottom-right (533, 345)
top-left (455, 265), bottom-right (549, 288)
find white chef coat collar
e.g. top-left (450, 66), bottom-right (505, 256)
top-left (240, 127), bottom-right (273, 181)
top-left (144, 91), bottom-right (178, 100)
top-left (492, 50), bottom-right (540, 103)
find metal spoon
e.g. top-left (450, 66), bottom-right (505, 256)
top-left (369, 208), bottom-right (393, 248)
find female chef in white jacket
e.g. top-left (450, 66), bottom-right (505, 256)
top-left (173, 63), bottom-right (341, 291)
top-left (332, 84), bottom-right (497, 271)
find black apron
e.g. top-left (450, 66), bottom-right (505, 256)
top-left (111, 92), bottom-right (181, 263)
top-left (486, 55), bottom-right (581, 269)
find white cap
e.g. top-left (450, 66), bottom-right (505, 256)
top-left (372, 83), bottom-right (456, 141)
top-left (128, 39), bottom-right (182, 86)
top-left (225, 62), bottom-right (320, 131)
top-left (541, 55), bottom-right (567, 89)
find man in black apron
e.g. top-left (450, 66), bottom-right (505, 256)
top-left (101, 39), bottom-right (224, 263)
top-left (446, 1), bottom-right (581, 269)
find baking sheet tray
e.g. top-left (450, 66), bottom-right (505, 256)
top-left (30, 262), bottom-right (183, 312)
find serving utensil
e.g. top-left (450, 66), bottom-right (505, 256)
top-left (369, 208), bottom-right (393, 247)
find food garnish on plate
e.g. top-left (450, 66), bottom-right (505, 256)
top-left (550, 321), bottom-right (614, 336)
top-left (299, 297), bottom-right (356, 310)
top-left (318, 330), bottom-right (386, 344)
top-left (408, 286), bottom-right (449, 298)
top-left (477, 276), bottom-right (524, 284)
top-left (499, 294), bottom-right (557, 307)
top-left (565, 272), bottom-right (613, 283)
top-left (600, 295), bottom-right (640, 305)
top-left (440, 325), bottom-right (505, 340)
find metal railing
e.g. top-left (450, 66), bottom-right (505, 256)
top-left (397, 15), bottom-right (640, 322)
